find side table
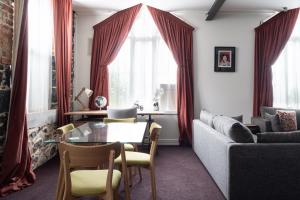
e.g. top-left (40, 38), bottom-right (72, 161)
top-left (245, 124), bottom-right (261, 135)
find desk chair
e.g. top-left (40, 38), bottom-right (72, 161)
top-left (107, 107), bottom-right (137, 119)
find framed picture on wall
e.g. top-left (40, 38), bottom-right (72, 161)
top-left (214, 47), bottom-right (236, 72)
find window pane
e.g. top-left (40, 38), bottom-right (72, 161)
top-left (109, 7), bottom-right (177, 111)
top-left (27, 0), bottom-right (53, 112)
top-left (272, 17), bottom-right (300, 108)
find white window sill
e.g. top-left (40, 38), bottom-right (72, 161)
top-left (27, 109), bottom-right (57, 128)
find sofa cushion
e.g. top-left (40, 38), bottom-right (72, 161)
top-left (260, 106), bottom-right (300, 130)
top-left (276, 110), bottom-right (297, 132)
top-left (200, 110), bottom-right (216, 127)
top-left (257, 131), bottom-right (300, 143)
top-left (213, 116), bottom-right (254, 143)
top-left (265, 113), bottom-right (282, 132)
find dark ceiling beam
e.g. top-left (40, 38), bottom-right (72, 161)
top-left (206, 0), bottom-right (226, 21)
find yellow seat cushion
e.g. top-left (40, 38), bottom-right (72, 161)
top-left (115, 151), bottom-right (150, 166)
top-left (70, 169), bottom-right (121, 197)
top-left (124, 143), bottom-right (134, 151)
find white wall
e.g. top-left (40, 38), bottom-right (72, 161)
top-left (176, 11), bottom-right (271, 123)
top-left (74, 10), bottom-right (272, 145)
top-left (74, 13), bottom-right (112, 111)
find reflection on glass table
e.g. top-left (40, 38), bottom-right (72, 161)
top-left (44, 122), bottom-right (147, 144)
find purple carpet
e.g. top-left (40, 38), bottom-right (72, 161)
top-left (2, 146), bottom-right (225, 200)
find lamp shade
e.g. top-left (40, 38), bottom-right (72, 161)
top-left (84, 88), bottom-right (93, 97)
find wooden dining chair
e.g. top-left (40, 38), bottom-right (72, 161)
top-left (58, 142), bottom-right (122, 200)
top-left (103, 117), bottom-right (139, 186)
top-left (114, 122), bottom-right (162, 200)
top-left (103, 117), bottom-right (136, 124)
top-left (57, 123), bottom-right (75, 135)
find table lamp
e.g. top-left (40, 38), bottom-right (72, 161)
top-left (75, 87), bottom-right (93, 110)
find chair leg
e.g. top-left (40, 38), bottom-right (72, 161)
top-left (150, 166), bottom-right (157, 200)
top-left (129, 167), bottom-right (133, 187)
top-left (132, 145), bottom-right (138, 177)
top-left (103, 190), bottom-right (114, 200)
top-left (113, 189), bottom-right (120, 200)
top-left (138, 167), bottom-right (142, 182)
top-left (64, 193), bottom-right (74, 200)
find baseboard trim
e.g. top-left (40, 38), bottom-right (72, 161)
top-left (158, 139), bottom-right (179, 146)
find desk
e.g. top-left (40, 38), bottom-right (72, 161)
top-left (46, 122), bottom-right (147, 200)
top-left (64, 110), bottom-right (177, 119)
top-left (245, 124), bottom-right (261, 135)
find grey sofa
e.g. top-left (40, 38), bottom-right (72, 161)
top-left (251, 106), bottom-right (300, 132)
top-left (193, 119), bottom-right (300, 200)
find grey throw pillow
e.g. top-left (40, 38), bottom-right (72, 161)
top-left (265, 113), bottom-right (282, 132)
top-left (213, 115), bottom-right (254, 143)
top-left (200, 110), bottom-right (216, 127)
top-left (257, 131), bottom-right (300, 143)
top-left (232, 115), bottom-right (243, 123)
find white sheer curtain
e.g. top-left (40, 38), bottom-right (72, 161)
top-left (27, 0), bottom-right (53, 113)
top-left (272, 17), bottom-right (300, 109)
top-left (108, 7), bottom-right (177, 110)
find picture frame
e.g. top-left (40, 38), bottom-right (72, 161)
top-left (214, 47), bottom-right (236, 72)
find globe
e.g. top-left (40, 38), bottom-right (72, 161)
top-left (94, 96), bottom-right (107, 109)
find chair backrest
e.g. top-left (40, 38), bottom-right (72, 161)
top-left (103, 117), bottom-right (136, 124)
top-left (149, 122), bottom-right (162, 162)
top-left (107, 107), bottom-right (137, 119)
top-left (59, 142), bottom-right (121, 198)
top-left (58, 142), bottom-right (121, 169)
top-left (57, 123), bottom-right (75, 135)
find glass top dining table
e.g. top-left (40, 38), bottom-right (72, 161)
top-left (45, 121), bottom-right (147, 144)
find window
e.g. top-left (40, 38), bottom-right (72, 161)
top-left (27, 0), bottom-right (55, 113)
top-left (272, 17), bottom-right (300, 108)
top-left (108, 8), bottom-right (177, 111)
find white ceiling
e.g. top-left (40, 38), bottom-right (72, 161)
top-left (73, 0), bottom-right (300, 12)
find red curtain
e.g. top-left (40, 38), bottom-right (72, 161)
top-left (253, 8), bottom-right (299, 116)
top-left (53, 0), bottom-right (72, 126)
top-left (147, 6), bottom-right (194, 145)
top-left (0, 0), bottom-right (36, 196)
top-left (89, 4), bottom-right (142, 110)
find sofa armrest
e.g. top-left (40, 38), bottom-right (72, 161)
top-left (251, 117), bottom-right (272, 132)
top-left (228, 143), bottom-right (300, 200)
top-left (193, 119), bottom-right (233, 198)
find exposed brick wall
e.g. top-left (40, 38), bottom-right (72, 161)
top-left (50, 54), bottom-right (57, 109)
top-left (0, 0), bottom-right (13, 163)
top-left (0, 1), bottom-right (13, 64)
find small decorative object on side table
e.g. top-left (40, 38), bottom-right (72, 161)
top-left (153, 88), bottom-right (164, 111)
top-left (94, 96), bottom-right (107, 110)
top-left (245, 124), bottom-right (260, 135)
top-left (134, 101), bottom-right (144, 111)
